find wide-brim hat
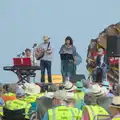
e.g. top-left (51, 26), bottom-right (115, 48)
top-left (64, 81), bottom-right (77, 92)
top-left (90, 84), bottom-right (105, 97)
top-left (24, 83), bottom-right (41, 95)
top-left (110, 96), bottom-right (120, 108)
top-left (75, 81), bottom-right (84, 91)
top-left (97, 48), bottom-right (104, 55)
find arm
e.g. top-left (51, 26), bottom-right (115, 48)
top-left (59, 45), bottom-right (64, 54)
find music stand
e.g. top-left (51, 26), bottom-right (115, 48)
top-left (60, 54), bottom-right (74, 60)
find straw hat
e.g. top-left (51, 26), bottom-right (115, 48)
top-left (24, 83), bottom-right (41, 95)
top-left (44, 92), bottom-right (54, 99)
top-left (64, 81), bottom-right (77, 92)
top-left (110, 96), bottom-right (120, 108)
top-left (98, 48), bottom-right (104, 55)
top-left (75, 81), bottom-right (84, 91)
top-left (43, 36), bottom-right (50, 41)
top-left (90, 84), bottom-right (105, 97)
top-left (54, 90), bottom-right (67, 100)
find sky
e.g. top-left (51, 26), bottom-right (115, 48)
top-left (0, 0), bottom-right (120, 83)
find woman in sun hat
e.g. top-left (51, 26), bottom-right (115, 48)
top-left (110, 96), bottom-right (120, 119)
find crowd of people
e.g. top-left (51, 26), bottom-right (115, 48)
top-left (0, 79), bottom-right (120, 120)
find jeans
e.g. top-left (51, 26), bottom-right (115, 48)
top-left (40, 60), bottom-right (52, 83)
top-left (92, 67), bottom-right (108, 82)
top-left (61, 60), bottom-right (76, 82)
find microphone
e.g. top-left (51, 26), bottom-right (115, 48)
top-left (22, 52), bottom-right (25, 56)
top-left (32, 43), bottom-right (37, 48)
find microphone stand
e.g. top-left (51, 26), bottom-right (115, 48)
top-left (32, 43), bottom-right (37, 83)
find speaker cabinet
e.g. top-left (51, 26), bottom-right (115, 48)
top-left (70, 74), bottom-right (86, 83)
top-left (107, 35), bottom-right (120, 57)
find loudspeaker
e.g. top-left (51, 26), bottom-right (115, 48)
top-left (70, 74), bottom-right (86, 83)
top-left (107, 35), bottom-right (120, 57)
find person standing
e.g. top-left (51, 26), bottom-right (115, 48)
top-left (38, 36), bottom-right (53, 84)
top-left (59, 36), bottom-right (76, 82)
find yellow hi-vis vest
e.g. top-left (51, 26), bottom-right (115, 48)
top-left (74, 91), bottom-right (84, 101)
top-left (0, 106), bottom-right (3, 116)
top-left (4, 92), bottom-right (15, 96)
top-left (6, 99), bottom-right (31, 119)
top-left (24, 93), bottom-right (45, 103)
top-left (84, 105), bottom-right (109, 120)
top-left (48, 106), bottom-right (82, 120)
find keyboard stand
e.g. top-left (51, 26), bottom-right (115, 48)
top-left (3, 66), bottom-right (41, 84)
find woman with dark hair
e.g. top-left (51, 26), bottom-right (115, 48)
top-left (59, 36), bottom-right (77, 82)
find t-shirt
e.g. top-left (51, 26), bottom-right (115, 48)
top-left (38, 42), bottom-right (53, 61)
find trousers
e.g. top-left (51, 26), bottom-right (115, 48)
top-left (40, 60), bottom-right (52, 83)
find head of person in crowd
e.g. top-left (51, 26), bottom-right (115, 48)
top-left (116, 84), bottom-right (120, 96)
top-left (97, 48), bottom-right (104, 57)
top-left (52, 90), bottom-right (68, 106)
top-left (16, 85), bottom-right (25, 100)
top-left (25, 48), bottom-right (31, 58)
top-left (3, 84), bottom-right (10, 93)
top-left (84, 92), bottom-right (97, 105)
top-left (90, 84), bottom-right (106, 98)
top-left (110, 96), bottom-right (120, 117)
top-left (75, 81), bottom-right (84, 92)
top-left (64, 81), bottom-right (77, 92)
top-left (48, 84), bottom-right (59, 92)
top-left (43, 36), bottom-right (50, 44)
top-left (65, 36), bottom-right (73, 47)
top-left (82, 79), bottom-right (91, 89)
top-left (65, 93), bottom-right (76, 107)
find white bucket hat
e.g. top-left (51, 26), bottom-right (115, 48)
top-left (90, 84), bottom-right (105, 97)
top-left (24, 83), bottom-right (41, 95)
top-left (98, 48), bottom-right (104, 55)
top-left (64, 81), bottom-right (77, 92)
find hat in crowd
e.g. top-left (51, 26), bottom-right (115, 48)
top-left (43, 36), bottom-right (50, 41)
top-left (16, 86), bottom-right (25, 97)
top-left (75, 81), bottom-right (84, 91)
top-left (84, 92), bottom-right (97, 105)
top-left (90, 84), bottom-right (105, 97)
top-left (110, 96), bottom-right (120, 108)
top-left (44, 92), bottom-right (54, 99)
top-left (102, 81), bottom-right (110, 89)
top-left (98, 48), bottom-right (104, 55)
top-left (53, 90), bottom-right (75, 101)
top-left (24, 83), bottom-right (41, 95)
top-left (64, 81), bottom-right (77, 92)
top-left (54, 90), bottom-right (67, 100)
top-left (48, 84), bottom-right (59, 92)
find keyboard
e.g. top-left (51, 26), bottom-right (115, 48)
top-left (3, 66), bottom-right (41, 71)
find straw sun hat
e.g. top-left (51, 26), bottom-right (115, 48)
top-left (64, 81), bottom-right (77, 92)
top-left (110, 96), bottom-right (120, 108)
top-left (90, 84), bottom-right (105, 97)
